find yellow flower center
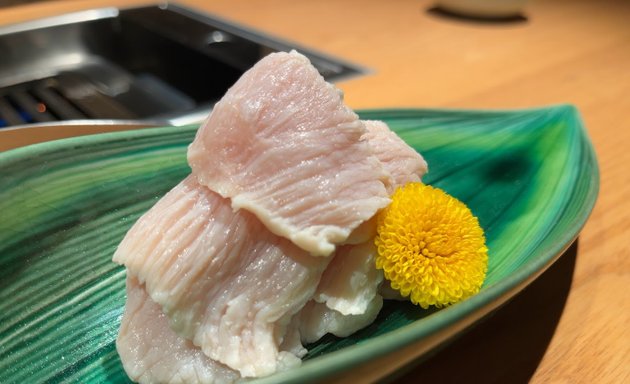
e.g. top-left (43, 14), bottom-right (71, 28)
top-left (375, 183), bottom-right (488, 309)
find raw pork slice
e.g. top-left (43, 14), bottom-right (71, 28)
top-left (342, 120), bottom-right (428, 245)
top-left (314, 242), bottom-right (383, 315)
top-left (117, 277), bottom-right (239, 384)
top-left (188, 50), bottom-right (391, 257)
top-left (312, 120), bottom-right (427, 315)
top-left (293, 296), bottom-right (383, 344)
top-left (362, 120), bottom-right (428, 192)
top-left (113, 175), bottom-right (330, 377)
top-left (362, 120), bottom-right (428, 300)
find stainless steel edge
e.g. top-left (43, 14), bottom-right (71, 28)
top-left (0, 7), bottom-right (120, 36)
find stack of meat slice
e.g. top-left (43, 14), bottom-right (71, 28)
top-left (113, 51), bottom-right (427, 384)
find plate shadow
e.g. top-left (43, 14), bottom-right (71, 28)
top-left (386, 240), bottom-right (578, 384)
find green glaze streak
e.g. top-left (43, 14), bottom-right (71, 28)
top-left (0, 106), bottom-right (598, 384)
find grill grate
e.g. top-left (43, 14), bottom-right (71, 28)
top-left (0, 74), bottom-right (137, 128)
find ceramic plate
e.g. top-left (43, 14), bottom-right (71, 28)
top-left (0, 105), bottom-right (598, 383)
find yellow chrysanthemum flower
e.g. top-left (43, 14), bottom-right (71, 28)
top-left (375, 182), bottom-right (488, 309)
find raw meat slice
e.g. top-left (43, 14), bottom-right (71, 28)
top-left (361, 120), bottom-right (428, 300)
top-left (113, 175), bottom-right (330, 378)
top-left (311, 120), bottom-right (426, 316)
top-left (362, 120), bottom-right (428, 193)
top-left (187, 50), bottom-right (391, 257)
top-left (117, 277), bottom-right (239, 384)
top-left (293, 295), bottom-right (383, 344)
top-left (314, 242), bottom-right (383, 315)
top-left (342, 120), bottom-right (427, 245)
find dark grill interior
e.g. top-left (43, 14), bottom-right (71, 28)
top-left (0, 70), bottom-right (197, 127)
top-left (1, 76), bottom-right (117, 126)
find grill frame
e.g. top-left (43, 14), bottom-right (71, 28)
top-left (0, 3), bottom-right (367, 130)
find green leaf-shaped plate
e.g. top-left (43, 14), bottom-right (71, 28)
top-left (0, 105), bottom-right (598, 383)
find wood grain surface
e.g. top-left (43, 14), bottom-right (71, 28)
top-left (1, 0), bottom-right (628, 383)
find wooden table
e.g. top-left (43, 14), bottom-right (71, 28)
top-left (2, 0), bottom-right (628, 382)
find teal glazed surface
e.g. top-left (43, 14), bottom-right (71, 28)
top-left (0, 106), bottom-right (598, 383)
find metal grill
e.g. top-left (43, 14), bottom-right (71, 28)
top-left (0, 74), bottom-right (139, 128)
top-left (0, 4), bottom-right (366, 130)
